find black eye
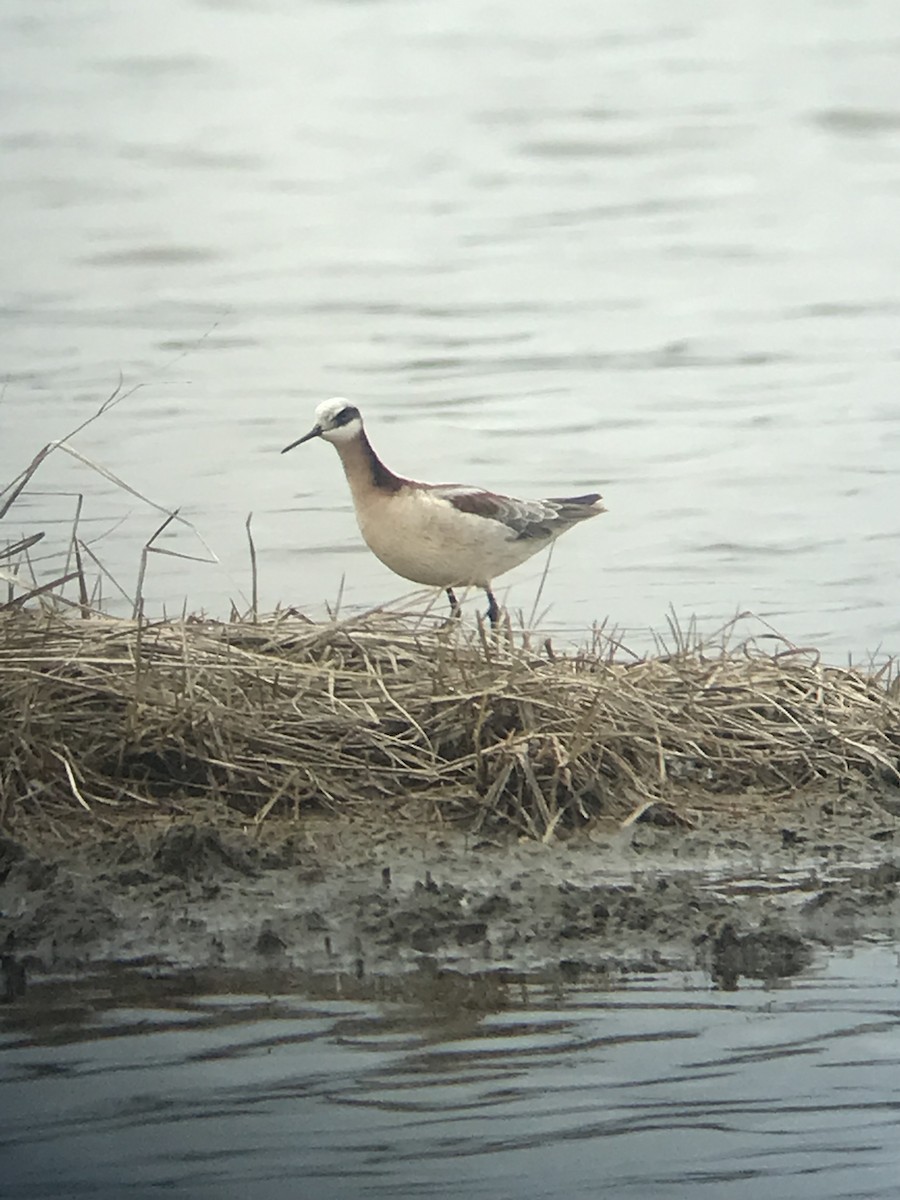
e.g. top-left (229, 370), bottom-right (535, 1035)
top-left (333, 406), bottom-right (359, 427)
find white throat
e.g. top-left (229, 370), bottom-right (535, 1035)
top-left (321, 418), bottom-right (363, 445)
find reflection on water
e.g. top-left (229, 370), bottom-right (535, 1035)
top-left (2, 0), bottom-right (899, 656)
top-left (1, 948), bottom-right (900, 1199)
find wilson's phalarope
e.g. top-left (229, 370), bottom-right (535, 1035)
top-left (282, 398), bottom-right (606, 626)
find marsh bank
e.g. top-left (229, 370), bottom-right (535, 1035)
top-left (2, 609), bottom-right (900, 994)
top-left (3, 785), bottom-right (900, 997)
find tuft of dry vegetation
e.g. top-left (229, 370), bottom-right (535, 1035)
top-left (2, 606), bottom-right (898, 840)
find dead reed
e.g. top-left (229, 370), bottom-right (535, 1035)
top-left (1, 606), bottom-right (898, 840)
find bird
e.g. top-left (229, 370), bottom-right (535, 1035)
top-left (281, 398), bottom-right (606, 626)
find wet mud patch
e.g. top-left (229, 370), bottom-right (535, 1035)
top-left (152, 823), bottom-right (259, 882)
top-left (1, 785), bottom-right (899, 998)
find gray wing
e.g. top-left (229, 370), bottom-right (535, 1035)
top-left (435, 485), bottom-right (605, 540)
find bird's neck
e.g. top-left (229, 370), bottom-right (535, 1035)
top-left (334, 430), bottom-right (405, 499)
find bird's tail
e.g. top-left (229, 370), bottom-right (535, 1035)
top-left (547, 493), bottom-right (607, 521)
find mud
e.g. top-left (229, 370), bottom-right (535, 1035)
top-left (2, 783), bottom-right (900, 997)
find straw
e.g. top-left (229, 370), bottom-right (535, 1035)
top-left (1, 605), bottom-right (897, 838)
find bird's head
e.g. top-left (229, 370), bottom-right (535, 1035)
top-left (282, 398), bottom-right (363, 453)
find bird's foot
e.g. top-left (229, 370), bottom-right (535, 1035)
top-left (446, 587), bottom-right (462, 621)
top-left (486, 589), bottom-right (500, 628)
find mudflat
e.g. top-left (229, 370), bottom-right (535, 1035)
top-left (3, 783), bottom-right (899, 997)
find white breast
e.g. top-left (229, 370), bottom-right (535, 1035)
top-left (355, 489), bottom-right (551, 587)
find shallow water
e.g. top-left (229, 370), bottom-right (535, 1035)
top-left (2, 0), bottom-right (899, 656)
top-left (2, 948), bottom-right (900, 1199)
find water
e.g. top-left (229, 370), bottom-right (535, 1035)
top-left (2, 0), bottom-right (899, 656)
top-left (1, 948), bottom-right (899, 1198)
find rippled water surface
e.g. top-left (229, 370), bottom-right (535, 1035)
top-left (2, 949), bottom-right (900, 1199)
top-left (2, 0), bottom-right (899, 654)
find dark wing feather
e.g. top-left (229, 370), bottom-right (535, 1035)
top-left (436, 486), bottom-right (605, 541)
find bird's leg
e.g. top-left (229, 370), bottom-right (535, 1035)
top-left (485, 589), bottom-right (500, 628)
top-left (446, 587), bottom-right (462, 619)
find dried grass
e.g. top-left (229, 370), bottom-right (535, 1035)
top-left (2, 605), bottom-right (898, 840)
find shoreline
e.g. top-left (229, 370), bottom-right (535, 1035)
top-left (3, 607), bottom-right (900, 997)
top-left (3, 783), bottom-right (899, 996)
